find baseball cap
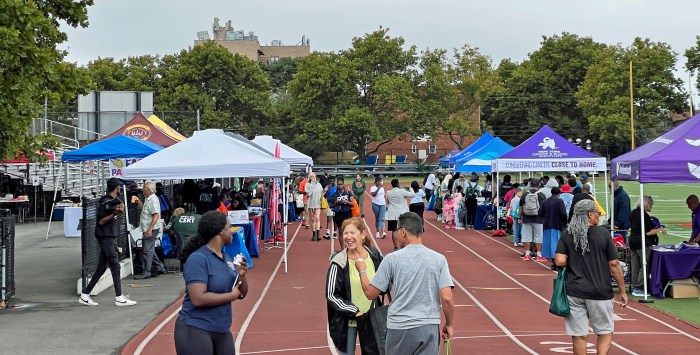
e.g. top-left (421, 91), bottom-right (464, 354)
top-left (580, 174), bottom-right (588, 181)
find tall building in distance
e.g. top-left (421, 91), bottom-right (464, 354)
top-left (195, 18), bottom-right (310, 64)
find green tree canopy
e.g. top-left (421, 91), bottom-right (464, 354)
top-left (0, 0), bottom-right (93, 160)
top-left (577, 38), bottom-right (687, 155)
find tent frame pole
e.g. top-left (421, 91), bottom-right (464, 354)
top-left (123, 184), bottom-right (134, 276)
top-left (283, 177), bottom-right (288, 273)
top-left (639, 183), bottom-right (653, 303)
top-left (46, 161), bottom-right (63, 239)
top-left (495, 171), bottom-right (500, 231)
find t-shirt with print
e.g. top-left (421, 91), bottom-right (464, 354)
top-left (140, 194), bottom-right (161, 232)
top-left (555, 226), bottom-right (618, 300)
top-left (170, 212), bottom-right (201, 239)
top-left (369, 186), bottom-right (386, 206)
top-left (330, 189), bottom-right (353, 213)
top-left (370, 244), bottom-right (454, 330)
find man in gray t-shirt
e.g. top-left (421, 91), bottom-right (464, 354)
top-left (356, 212), bottom-right (454, 355)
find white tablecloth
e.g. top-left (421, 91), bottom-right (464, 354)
top-left (63, 207), bottom-right (82, 238)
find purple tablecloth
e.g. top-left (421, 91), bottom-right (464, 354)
top-left (649, 246), bottom-right (700, 298)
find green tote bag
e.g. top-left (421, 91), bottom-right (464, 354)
top-left (549, 267), bottom-right (570, 317)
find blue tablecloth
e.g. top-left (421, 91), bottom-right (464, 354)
top-left (222, 227), bottom-right (253, 268)
top-left (474, 204), bottom-right (493, 230)
top-left (232, 221), bottom-right (259, 258)
top-left (650, 245), bottom-right (700, 298)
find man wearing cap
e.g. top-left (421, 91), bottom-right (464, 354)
top-left (580, 174), bottom-right (595, 197)
top-left (79, 178), bottom-right (137, 306)
top-left (555, 199), bottom-right (628, 355)
top-left (560, 184), bottom-right (575, 216)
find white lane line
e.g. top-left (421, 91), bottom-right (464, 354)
top-left (133, 304), bottom-right (183, 355)
top-left (241, 344), bottom-right (342, 354)
top-left (425, 221), bottom-right (638, 355)
top-left (235, 222), bottom-right (303, 353)
top-left (451, 277), bottom-right (538, 354)
top-left (450, 331), bottom-right (681, 340)
top-left (471, 229), bottom-right (700, 345)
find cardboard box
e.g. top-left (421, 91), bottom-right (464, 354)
top-left (668, 279), bottom-right (700, 298)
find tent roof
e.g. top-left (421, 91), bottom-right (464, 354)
top-left (103, 113), bottom-right (185, 147)
top-left (611, 113), bottom-right (700, 183)
top-left (251, 135), bottom-right (314, 166)
top-left (455, 137), bottom-right (513, 173)
top-left (123, 129), bottom-right (290, 179)
top-left (225, 133), bottom-right (274, 157)
top-left (493, 125), bottom-right (606, 172)
top-left (61, 135), bottom-right (164, 162)
top-left (438, 148), bottom-right (460, 167)
top-left (448, 132), bottom-right (494, 164)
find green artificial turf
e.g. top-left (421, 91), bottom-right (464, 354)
top-left (634, 296), bottom-right (700, 327)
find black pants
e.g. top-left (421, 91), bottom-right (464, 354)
top-left (465, 198), bottom-right (478, 226)
top-left (332, 211), bottom-right (352, 231)
top-left (83, 237), bottom-right (122, 296)
top-left (174, 318), bottom-right (235, 355)
top-left (409, 202), bottom-right (425, 225)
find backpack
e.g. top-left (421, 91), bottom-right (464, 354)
top-left (465, 183), bottom-right (478, 198)
top-left (523, 191), bottom-right (542, 216)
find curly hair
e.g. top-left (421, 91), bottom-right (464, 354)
top-left (179, 211), bottom-right (228, 264)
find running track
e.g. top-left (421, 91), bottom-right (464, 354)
top-left (123, 189), bottom-right (700, 354)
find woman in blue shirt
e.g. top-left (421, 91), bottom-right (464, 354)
top-left (408, 181), bottom-right (426, 228)
top-left (175, 211), bottom-right (249, 355)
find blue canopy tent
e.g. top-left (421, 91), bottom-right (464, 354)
top-left (448, 132), bottom-right (494, 165)
top-left (454, 137), bottom-right (513, 173)
top-left (439, 148), bottom-right (460, 167)
top-left (61, 135), bottom-right (164, 162)
top-left (49, 135), bottom-right (165, 276)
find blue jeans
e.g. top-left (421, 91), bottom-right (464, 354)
top-left (372, 203), bottom-right (386, 229)
top-left (512, 220), bottom-right (521, 244)
top-left (339, 325), bottom-right (357, 355)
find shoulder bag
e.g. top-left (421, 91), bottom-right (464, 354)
top-left (549, 267), bottom-right (570, 317)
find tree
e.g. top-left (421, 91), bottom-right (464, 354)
top-left (0, 0), bottom-right (93, 160)
top-left (157, 42), bottom-right (272, 136)
top-left (263, 57), bottom-right (299, 91)
top-left (684, 35), bottom-right (700, 99)
top-left (577, 38), bottom-right (686, 155)
top-left (485, 33), bottom-right (605, 145)
top-left (288, 28), bottom-right (418, 163)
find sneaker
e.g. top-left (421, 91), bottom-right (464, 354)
top-left (115, 294), bottom-right (137, 307)
top-left (381, 233), bottom-right (387, 239)
top-left (455, 226), bottom-right (465, 230)
top-left (513, 242), bottom-right (518, 247)
top-left (535, 256), bottom-right (549, 262)
top-left (361, 214), bottom-right (365, 218)
top-left (133, 274), bottom-right (152, 280)
top-left (375, 232), bottom-right (380, 239)
top-left (522, 255), bottom-right (531, 261)
top-left (79, 293), bottom-right (98, 306)
top-left (632, 289), bottom-right (650, 297)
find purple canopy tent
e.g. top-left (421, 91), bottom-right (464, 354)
top-left (491, 125), bottom-right (609, 230)
top-left (611, 112), bottom-right (700, 302)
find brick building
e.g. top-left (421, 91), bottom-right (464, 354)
top-left (194, 18), bottom-right (310, 64)
top-left (366, 131), bottom-right (477, 165)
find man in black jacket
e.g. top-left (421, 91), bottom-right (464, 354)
top-left (79, 178), bottom-right (137, 307)
top-left (568, 184), bottom-right (594, 222)
top-left (612, 181), bottom-right (631, 239)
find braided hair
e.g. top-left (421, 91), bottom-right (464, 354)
top-left (179, 211), bottom-right (228, 264)
top-left (566, 199), bottom-right (597, 255)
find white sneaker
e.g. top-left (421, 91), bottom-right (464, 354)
top-left (376, 232), bottom-right (380, 239)
top-left (79, 293), bottom-right (98, 306)
top-left (115, 294), bottom-right (137, 306)
top-left (455, 226), bottom-right (465, 230)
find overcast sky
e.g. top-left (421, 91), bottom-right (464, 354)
top-left (62, 0), bottom-right (700, 94)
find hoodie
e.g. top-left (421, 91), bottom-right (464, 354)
top-left (539, 179), bottom-right (559, 199)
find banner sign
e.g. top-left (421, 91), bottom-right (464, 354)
top-left (493, 158), bottom-right (607, 172)
top-left (109, 158), bottom-right (140, 178)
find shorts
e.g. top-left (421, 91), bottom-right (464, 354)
top-left (564, 296), bottom-right (614, 336)
top-left (521, 223), bottom-right (543, 243)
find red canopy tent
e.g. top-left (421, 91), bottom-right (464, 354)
top-left (102, 113), bottom-right (185, 147)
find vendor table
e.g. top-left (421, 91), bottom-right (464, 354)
top-left (233, 220), bottom-right (259, 258)
top-left (474, 204), bottom-right (493, 230)
top-left (0, 200), bottom-right (29, 223)
top-left (649, 245), bottom-right (700, 299)
top-left (63, 207), bottom-right (82, 238)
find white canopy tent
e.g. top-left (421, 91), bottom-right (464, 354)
top-left (252, 135), bottom-right (313, 167)
top-left (123, 129), bottom-right (293, 272)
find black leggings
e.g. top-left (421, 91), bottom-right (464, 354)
top-left (409, 202), bottom-right (425, 225)
top-left (83, 237), bottom-right (121, 296)
top-left (175, 318), bottom-right (235, 355)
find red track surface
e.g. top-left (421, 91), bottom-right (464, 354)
top-left (123, 190), bottom-right (700, 355)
